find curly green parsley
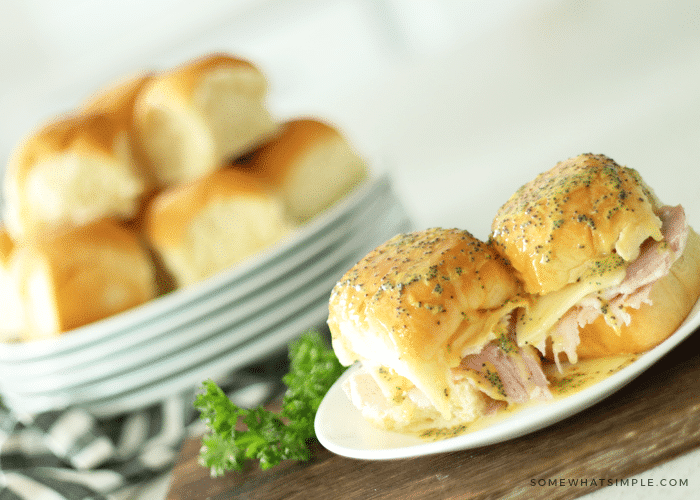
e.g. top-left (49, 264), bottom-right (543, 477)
top-left (194, 330), bottom-right (346, 476)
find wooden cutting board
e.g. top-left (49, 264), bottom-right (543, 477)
top-left (167, 327), bottom-right (700, 500)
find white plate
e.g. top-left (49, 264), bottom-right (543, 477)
top-left (0, 178), bottom-right (396, 383)
top-left (0, 174), bottom-right (394, 362)
top-left (3, 206), bottom-right (412, 415)
top-left (9, 225), bottom-right (372, 395)
top-left (315, 296), bottom-right (700, 460)
top-left (0, 182), bottom-right (413, 415)
top-left (85, 296), bottom-right (332, 418)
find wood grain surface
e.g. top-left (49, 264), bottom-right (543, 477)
top-left (167, 327), bottom-right (700, 500)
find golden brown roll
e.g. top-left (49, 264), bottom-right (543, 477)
top-left (328, 228), bottom-right (550, 433)
top-left (81, 71), bottom-right (156, 188)
top-left (12, 219), bottom-right (157, 340)
top-left (3, 112), bottom-right (147, 242)
top-left (133, 53), bottom-right (279, 187)
top-left (0, 228), bottom-right (25, 341)
top-left (240, 118), bottom-right (367, 223)
top-left (491, 154), bottom-right (700, 364)
top-left (82, 72), bottom-right (153, 116)
top-left (144, 167), bottom-right (291, 287)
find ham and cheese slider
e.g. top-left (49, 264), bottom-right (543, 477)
top-left (490, 153), bottom-right (700, 365)
top-left (328, 228), bottom-right (551, 433)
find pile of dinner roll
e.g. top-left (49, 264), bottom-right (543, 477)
top-left (0, 53), bottom-right (367, 342)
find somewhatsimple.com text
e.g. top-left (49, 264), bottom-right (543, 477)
top-left (530, 478), bottom-right (688, 487)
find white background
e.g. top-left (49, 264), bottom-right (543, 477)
top-left (1, 1), bottom-right (699, 498)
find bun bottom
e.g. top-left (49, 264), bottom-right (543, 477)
top-left (576, 229), bottom-right (700, 358)
top-left (343, 364), bottom-right (492, 433)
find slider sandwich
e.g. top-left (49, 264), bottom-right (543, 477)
top-left (327, 228), bottom-right (551, 433)
top-left (490, 153), bottom-right (700, 365)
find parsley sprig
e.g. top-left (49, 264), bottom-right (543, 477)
top-left (194, 330), bottom-right (346, 476)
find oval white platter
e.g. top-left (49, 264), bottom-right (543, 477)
top-left (0, 173), bottom-right (395, 362)
top-left (315, 296), bottom-right (700, 460)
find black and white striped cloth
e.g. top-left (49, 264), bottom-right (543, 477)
top-left (0, 356), bottom-right (287, 500)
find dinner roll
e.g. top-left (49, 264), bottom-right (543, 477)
top-left (81, 71), bottom-right (156, 188)
top-left (133, 53), bottom-right (279, 186)
top-left (144, 167), bottom-right (291, 287)
top-left (13, 219), bottom-right (157, 339)
top-left (82, 72), bottom-right (152, 115)
top-left (241, 118), bottom-right (367, 223)
top-left (2, 111), bottom-right (147, 242)
top-left (0, 229), bottom-right (25, 341)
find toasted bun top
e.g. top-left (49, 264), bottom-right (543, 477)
top-left (144, 167), bottom-right (276, 247)
top-left (242, 118), bottom-right (344, 184)
top-left (491, 154), bottom-right (663, 295)
top-left (329, 228), bottom-right (525, 366)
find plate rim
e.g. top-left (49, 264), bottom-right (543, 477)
top-left (0, 173), bottom-right (392, 360)
top-left (0, 181), bottom-right (395, 378)
top-left (315, 294), bottom-right (700, 460)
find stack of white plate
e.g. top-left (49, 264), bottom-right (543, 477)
top-left (0, 174), bottom-right (412, 417)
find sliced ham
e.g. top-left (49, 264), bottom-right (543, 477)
top-left (456, 333), bottom-right (552, 404)
top-left (608, 205), bottom-right (687, 298)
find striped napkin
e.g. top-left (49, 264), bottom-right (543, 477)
top-left (0, 355), bottom-right (287, 499)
